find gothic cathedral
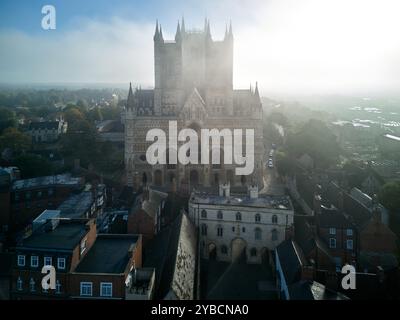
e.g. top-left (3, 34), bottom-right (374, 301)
top-left (124, 18), bottom-right (264, 192)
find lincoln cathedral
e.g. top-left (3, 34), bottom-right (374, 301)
top-left (124, 18), bottom-right (264, 192)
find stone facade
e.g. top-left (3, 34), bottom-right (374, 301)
top-left (124, 19), bottom-right (264, 192)
top-left (188, 184), bottom-right (294, 264)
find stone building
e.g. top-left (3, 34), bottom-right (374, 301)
top-left (27, 119), bottom-right (67, 143)
top-left (124, 18), bottom-right (264, 192)
top-left (188, 184), bottom-right (294, 264)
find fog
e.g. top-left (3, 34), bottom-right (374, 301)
top-left (0, 0), bottom-right (399, 95)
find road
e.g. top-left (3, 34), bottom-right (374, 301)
top-left (259, 147), bottom-right (285, 195)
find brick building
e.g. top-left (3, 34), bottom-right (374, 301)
top-left (11, 219), bottom-right (97, 299)
top-left (11, 217), bottom-right (145, 300)
top-left (127, 187), bottom-right (168, 243)
top-left (10, 174), bottom-right (83, 231)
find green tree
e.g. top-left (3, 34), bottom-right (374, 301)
top-left (275, 151), bottom-right (296, 177)
top-left (87, 106), bottom-right (103, 122)
top-left (379, 181), bottom-right (400, 212)
top-left (0, 127), bottom-right (31, 154)
top-left (64, 107), bottom-right (84, 125)
top-left (14, 154), bottom-right (53, 178)
top-left (0, 107), bottom-right (17, 134)
top-left (287, 119), bottom-right (340, 169)
top-left (60, 119), bottom-right (98, 167)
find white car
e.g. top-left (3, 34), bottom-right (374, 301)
top-left (268, 159), bottom-right (274, 168)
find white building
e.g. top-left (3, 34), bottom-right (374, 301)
top-left (27, 119), bottom-right (67, 143)
top-left (188, 184), bottom-right (294, 264)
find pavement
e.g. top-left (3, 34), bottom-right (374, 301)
top-left (260, 148), bottom-right (285, 195)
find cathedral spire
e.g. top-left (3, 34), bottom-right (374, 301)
top-left (205, 19), bottom-right (211, 41)
top-left (159, 25), bottom-right (164, 41)
top-left (224, 24), bottom-right (228, 39)
top-left (254, 82), bottom-right (259, 98)
top-left (181, 16), bottom-right (185, 33)
top-left (127, 82), bottom-right (134, 109)
top-left (175, 20), bottom-right (182, 43)
top-left (154, 20), bottom-right (162, 42)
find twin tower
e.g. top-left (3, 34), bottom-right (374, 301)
top-left (152, 18), bottom-right (234, 116)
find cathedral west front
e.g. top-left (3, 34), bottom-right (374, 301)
top-left (124, 18), bottom-right (264, 192)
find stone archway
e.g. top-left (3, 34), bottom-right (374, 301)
top-left (231, 238), bottom-right (247, 262)
top-left (208, 243), bottom-right (217, 260)
top-left (261, 247), bottom-right (269, 264)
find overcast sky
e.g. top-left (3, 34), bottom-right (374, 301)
top-left (0, 0), bottom-right (399, 95)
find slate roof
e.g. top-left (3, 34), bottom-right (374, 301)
top-left (74, 234), bottom-right (139, 274)
top-left (276, 240), bottom-right (308, 285)
top-left (289, 280), bottom-right (349, 300)
top-left (19, 220), bottom-right (90, 251)
top-left (28, 121), bottom-right (60, 130)
top-left (141, 188), bottom-right (168, 219)
top-left (143, 213), bottom-right (197, 299)
top-left (294, 215), bottom-right (333, 260)
top-left (317, 206), bottom-right (354, 229)
top-left (57, 191), bottom-right (93, 219)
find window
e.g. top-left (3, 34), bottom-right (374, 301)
top-left (255, 214), bottom-right (261, 223)
top-left (250, 248), bottom-right (257, 257)
top-left (100, 282), bottom-right (113, 297)
top-left (217, 226), bottom-right (223, 237)
top-left (236, 212), bottom-right (242, 221)
top-left (37, 191), bottom-right (42, 198)
top-left (80, 238), bottom-right (87, 255)
top-left (57, 258), bottom-right (66, 270)
top-left (44, 256), bottom-right (52, 266)
top-left (329, 238), bottom-right (336, 248)
top-left (242, 227), bottom-right (246, 233)
top-left (221, 245), bottom-right (228, 254)
top-left (80, 282), bottom-right (93, 296)
top-left (56, 280), bottom-right (61, 294)
top-left (232, 226), bottom-right (235, 232)
top-left (201, 224), bottom-right (207, 236)
top-left (201, 209), bottom-right (207, 219)
top-left (17, 255), bottom-right (25, 267)
top-left (255, 228), bottom-right (262, 240)
top-left (48, 188), bottom-right (54, 196)
top-left (329, 228), bottom-right (336, 235)
top-left (217, 210), bottom-right (223, 219)
top-left (271, 229), bottom-right (278, 241)
top-left (346, 240), bottom-right (353, 250)
top-left (272, 215), bottom-right (278, 224)
top-left (29, 278), bottom-right (35, 292)
top-left (346, 229), bottom-right (353, 236)
top-left (26, 191), bottom-right (31, 200)
top-left (31, 256), bottom-right (39, 268)
top-left (17, 277), bottom-right (23, 291)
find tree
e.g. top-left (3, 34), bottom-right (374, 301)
top-left (379, 181), bottom-right (400, 212)
top-left (0, 107), bottom-right (17, 134)
top-left (0, 128), bottom-right (31, 154)
top-left (60, 119), bottom-right (98, 167)
top-left (87, 106), bottom-right (103, 122)
top-left (64, 107), bottom-right (84, 124)
top-left (286, 119), bottom-right (340, 169)
top-left (275, 151), bottom-right (296, 177)
top-left (14, 154), bottom-right (53, 178)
